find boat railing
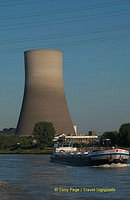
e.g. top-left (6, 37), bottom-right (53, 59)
top-left (82, 146), bottom-right (115, 152)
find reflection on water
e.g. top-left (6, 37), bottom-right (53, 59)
top-left (0, 154), bottom-right (129, 200)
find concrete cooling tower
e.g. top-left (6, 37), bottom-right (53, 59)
top-left (16, 49), bottom-right (75, 136)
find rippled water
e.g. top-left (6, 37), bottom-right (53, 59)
top-left (0, 154), bottom-right (129, 200)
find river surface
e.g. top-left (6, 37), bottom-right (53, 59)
top-left (0, 154), bottom-right (129, 200)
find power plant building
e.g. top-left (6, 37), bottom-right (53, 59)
top-left (16, 49), bottom-right (75, 136)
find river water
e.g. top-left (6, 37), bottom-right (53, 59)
top-left (0, 154), bottom-right (129, 200)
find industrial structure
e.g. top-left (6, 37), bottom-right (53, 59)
top-left (16, 49), bottom-right (75, 136)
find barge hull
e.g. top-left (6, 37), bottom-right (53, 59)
top-left (50, 156), bottom-right (128, 166)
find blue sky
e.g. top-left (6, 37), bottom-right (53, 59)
top-left (0, 0), bottom-right (130, 134)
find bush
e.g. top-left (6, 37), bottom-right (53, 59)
top-left (0, 135), bottom-right (33, 150)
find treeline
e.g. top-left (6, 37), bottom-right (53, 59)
top-left (0, 122), bottom-right (129, 151)
top-left (0, 135), bottom-right (34, 150)
top-left (100, 123), bottom-right (130, 147)
top-left (0, 121), bottom-right (55, 151)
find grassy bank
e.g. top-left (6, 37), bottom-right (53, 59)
top-left (0, 148), bottom-right (52, 154)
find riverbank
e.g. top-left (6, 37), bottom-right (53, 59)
top-left (0, 148), bottom-right (52, 154)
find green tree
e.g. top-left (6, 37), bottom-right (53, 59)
top-left (33, 121), bottom-right (55, 149)
top-left (100, 131), bottom-right (118, 146)
top-left (118, 123), bottom-right (130, 146)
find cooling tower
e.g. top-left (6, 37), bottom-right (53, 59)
top-left (16, 49), bottom-right (75, 136)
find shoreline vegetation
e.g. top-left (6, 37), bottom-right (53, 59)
top-left (0, 148), bottom-right (52, 154)
top-left (0, 122), bottom-right (129, 154)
